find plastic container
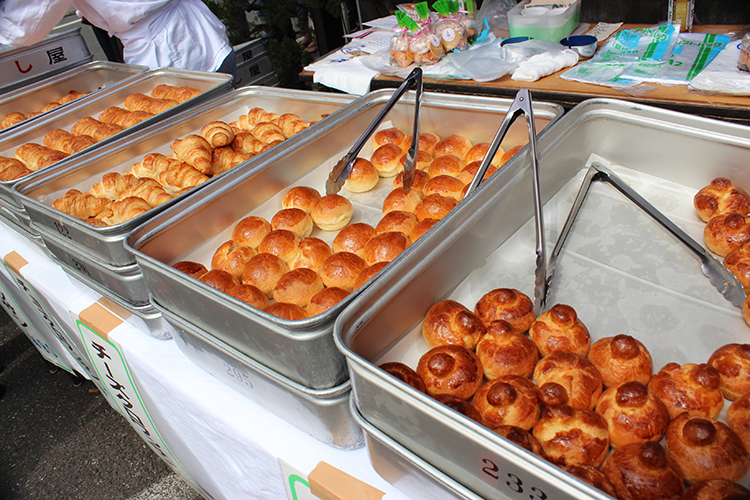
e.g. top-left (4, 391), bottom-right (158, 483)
top-left (508, 0), bottom-right (581, 42)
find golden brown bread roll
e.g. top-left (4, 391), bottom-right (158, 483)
top-left (0, 157), bottom-right (33, 181)
top-left (198, 269), bottom-right (239, 294)
top-left (428, 154), bottom-right (465, 178)
top-left (602, 441), bottom-right (685, 500)
top-left (499, 145), bottom-right (524, 165)
top-left (264, 302), bottom-right (307, 320)
top-left (288, 237), bottom-right (331, 272)
top-left (241, 253), bottom-right (289, 297)
top-left (371, 143), bottom-right (404, 178)
top-left (375, 210), bottom-right (418, 237)
top-left (403, 132), bottom-right (440, 156)
top-left (282, 186), bottom-right (321, 214)
top-left (332, 222), bottom-right (375, 258)
top-left (422, 299), bottom-right (486, 350)
top-left (344, 158), bottom-right (379, 193)
top-left (318, 252), bottom-right (367, 291)
top-left (409, 218), bottom-right (439, 244)
top-left (397, 149), bottom-right (433, 173)
top-left (528, 303), bottom-right (591, 357)
top-left (353, 261), bottom-right (388, 290)
top-left (311, 194), bottom-right (353, 231)
top-left (258, 229), bottom-right (301, 264)
top-left (474, 288), bottom-right (535, 334)
top-left (745, 296), bottom-right (750, 328)
top-left (172, 261), bottom-right (208, 279)
top-left (649, 362), bottom-right (724, 419)
top-left (392, 169), bottom-right (430, 192)
top-left (708, 343), bottom-right (750, 400)
top-left (211, 240), bottom-right (258, 279)
top-left (534, 351), bottom-right (603, 410)
top-left (416, 344), bottom-right (483, 400)
top-left (723, 242), bottom-right (750, 292)
top-left (704, 212), bottom-right (750, 257)
top-left (433, 134), bottom-right (472, 160)
top-left (561, 465), bottom-right (618, 498)
top-left (201, 121), bottom-right (234, 148)
top-left (434, 394), bottom-right (482, 424)
top-left (458, 160), bottom-right (498, 186)
top-left (475, 319), bottom-right (539, 379)
top-left (588, 334), bottom-right (654, 388)
top-left (382, 187), bottom-right (424, 215)
top-left (423, 175), bottom-right (465, 201)
top-left (232, 216), bottom-right (272, 249)
top-left (472, 375), bottom-right (540, 430)
top-left (727, 393), bottom-right (750, 451)
top-left (171, 134), bottom-right (213, 175)
top-left (271, 268), bottom-right (324, 307)
top-left (595, 381), bottom-right (670, 448)
top-left (666, 413), bottom-right (750, 484)
top-left (464, 142), bottom-right (504, 166)
top-left (373, 127), bottom-right (406, 150)
top-left (307, 287), bottom-right (350, 317)
top-left (379, 361), bottom-right (426, 393)
top-left (494, 425), bottom-right (548, 460)
top-left (683, 479), bottom-right (750, 500)
top-left (413, 193), bottom-right (457, 222)
top-left (362, 231), bottom-right (409, 266)
top-left (532, 404), bottom-right (610, 467)
top-left (228, 283), bottom-right (270, 310)
top-left (695, 178), bottom-right (750, 223)
top-left (271, 208), bottom-right (313, 238)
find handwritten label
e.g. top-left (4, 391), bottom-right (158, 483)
top-left (223, 361), bottom-right (254, 389)
top-left (480, 455), bottom-right (555, 500)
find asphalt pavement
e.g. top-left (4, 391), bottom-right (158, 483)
top-left (0, 307), bottom-right (202, 500)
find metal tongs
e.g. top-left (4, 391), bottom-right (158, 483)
top-left (545, 155), bottom-right (747, 308)
top-left (326, 67), bottom-right (423, 195)
top-left (465, 89), bottom-right (547, 315)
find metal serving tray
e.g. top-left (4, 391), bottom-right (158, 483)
top-left (125, 90), bottom-right (564, 390)
top-left (0, 67), bottom-right (232, 211)
top-left (16, 87), bottom-right (356, 267)
top-left (334, 98), bottom-right (750, 499)
top-left (153, 298), bottom-right (363, 449)
top-left (0, 61), bottom-right (148, 136)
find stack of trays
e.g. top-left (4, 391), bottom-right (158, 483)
top-left (125, 90), bottom-right (563, 446)
top-left (13, 87), bottom-right (358, 334)
top-left (334, 99), bottom-right (750, 498)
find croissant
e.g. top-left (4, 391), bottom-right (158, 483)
top-left (42, 129), bottom-right (96, 155)
top-left (277, 113), bottom-right (302, 129)
top-left (119, 177), bottom-right (172, 206)
top-left (252, 122), bottom-right (285, 144)
top-left (1, 112), bottom-right (26, 129)
top-left (130, 153), bottom-right (183, 179)
top-left (71, 116), bottom-right (124, 141)
top-left (15, 143), bottom-right (69, 171)
top-left (281, 118), bottom-right (309, 139)
top-left (123, 93), bottom-right (179, 114)
top-left (0, 157), bottom-right (33, 181)
top-left (53, 190), bottom-right (113, 219)
top-left (171, 134), bottom-right (213, 174)
top-left (230, 132), bottom-right (264, 154)
top-left (57, 90), bottom-right (88, 105)
top-left (156, 161), bottom-right (209, 190)
top-left (89, 172), bottom-right (137, 200)
top-left (101, 196), bottom-right (152, 225)
top-left (201, 121), bottom-right (235, 147)
top-left (98, 107), bottom-right (153, 128)
top-left (211, 147), bottom-right (254, 175)
top-left (151, 84), bottom-right (201, 103)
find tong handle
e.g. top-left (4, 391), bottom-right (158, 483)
top-left (401, 69), bottom-right (423, 193)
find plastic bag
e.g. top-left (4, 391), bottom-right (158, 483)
top-left (594, 23), bottom-right (680, 63)
top-left (689, 38), bottom-right (750, 95)
top-left (446, 38), bottom-right (561, 82)
top-left (475, 0), bottom-right (518, 39)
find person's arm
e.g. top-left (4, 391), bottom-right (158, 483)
top-left (0, 0), bottom-right (74, 46)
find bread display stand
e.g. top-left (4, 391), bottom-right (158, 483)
top-left (335, 98), bottom-right (750, 499)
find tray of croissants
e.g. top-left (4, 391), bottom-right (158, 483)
top-left (0, 67), bottom-right (232, 212)
top-left (333, 99), bottom-right (750, 500)
top-left (14, 87), bottom-right (359, 269)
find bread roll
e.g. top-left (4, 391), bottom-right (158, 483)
top-left (379, 361), bottom-right (426, 393)
top-left (371, 143), bottom-right (404, 178)
top-left (433, 134), bottom-right (472, 160)
top-left (494, 425), bottom-right (548, 460)
top-left (311, 194), bottom-right (353, 231)
top-left (745, 296), bottom-right (750, 328)
top-left (704, 213), bottom-right (750, 257)
top-left (588, 334), bottom-right (654, 388)
top-left (532, 404), bottom-right (610, 467)
top-left (271, 208), bottom-right (313, 238)
top-left (562, 465), bottom-right (618, 498)
top-left (318, 252), bottom-right (367, 291)
top-left (428, 155), bottom-right (465, 178)
top-left (727, 393), bottom-right (750, 451)
top-left (666, 413), bottom-right (750, 484)
top-left (422, 299), bottom-right (486, 350)
top-left (434, 394), bottom-right (482, 424)
top-left (414, 193), bottom-right (457, 221)
top-left (228, 283), bottom-right (270, 310)
top-left (403, 132), bottom-right (440, 156)
top-left (398, 150), bottom-right (433, 172)
top-left (272, 268), bottom-right (324, 307)
top-left (232, 216), bottom-right (272, 249)
top-left (694, 178), bottom-right (750, 222)
top-left (392, 168), bottom-right (430, 192)
top-left (458, 160), bottom-right (498, 186)
top-left (528, 303), bottom-right (591, 357)
top-left (723, 242), bottom-right (750, 291)
top-left (417, 344), bottom-right (483, 400)
top-left (258, 229), bottom-right (301, 264)
top-left (474, 288), bottom-right (535, 334)
top-left (172, 261), bottom-right (208, 279)
top-left (307, 287), bottom-right (350, 317)
top-left (708, 343), bottom-right (750, 400)
top-left (473, 375), bottom-right (541, 430)
top-left (282, 186), bottom-right (321, 214)
top-left (362, 231), bottom-right (409, 266)
top-left (344, 158), bottom-right (379, 193)
top-left (264, 302), bottom-right (307, 320)
top-left (241, 253), bottom-right (289, 297)
top-left (602, 441), bottom-right (685, 500)
top-left (211, 240), bottom-right (257, 279)
top-left (375, 210), bottom-right (418, 237)
top-left (373, 127), bottom-right (406, 150)
top-left (198, 269), bottom-right (239, 294)
top-left (409, 217), bottom-right (439, 244)
top-left (649, 362), bottom-right (724, 419)
top-left (683, 479), bottom-right (750, 500)
top-left (499, 145), bottom-right (524, 165)
top-left (475, 320), bottom-right (539, 379)
top-left (465, 142), bottom-right (504, 166)
top-left (382, 187), bottom-right (423, 215)
top-left (288, 237), bottom-right (331, 272)
top-left (534, 351), bottom-right (603, 410)
top-left (332, 222), bottom-right (375, 258)
top-left (596, 381), bottom-right (670, 448)
top-left (423, 175), bottom-right (465, 201)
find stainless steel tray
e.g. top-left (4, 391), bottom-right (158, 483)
top-left (125, 90), bottom-right (564, 390)
top-left (153, 297), bottom-right (363, 449)
top-left (334, 98), bottom-right (750, 499)
top-left (0, 61), bottom-right (148, 136)
top-left (16, 87), bottom-right (355, 267)
top-left (0, 67), bottom-right (232, 211)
